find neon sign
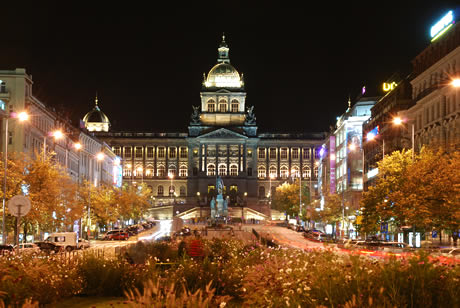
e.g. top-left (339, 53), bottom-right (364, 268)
top-left (431, 10), bottom-right (454, 42)
top-left (383, 82), bottom-right (397, 92)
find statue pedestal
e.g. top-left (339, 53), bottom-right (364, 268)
top-left (216, 195), bottom-right (224, 217)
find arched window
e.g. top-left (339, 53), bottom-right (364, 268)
top-left (157, 185), bottom-right (164, 196)
top-left (258, 186), bottom-right (265, 199)
top-left (179, 165), bottom-right (188, 177)
top-left (218, 164), bottom-right (227, 176)
top-left (207, 164), bottom-right (215, 176)
top-left (269, 166), bottom-right (277, 178)
top-left (145, 167), bottom-right (153, 178)
top-left (180, 186), bottom-right (186, 196)
top-left (314, 166), bottom-right (319, 178)
top-left (157, 165), bottom-right (165, 177)
top-left (280, 166), bottom-right (289, 179)
top-left (219, 99), bottom-right (227, 112)
top-left (168, 166), bottom-right (176, 177)
top-left (230, 164), bottom-right (238, 176)
top-left (207, 99), bottom-right (216, 112)
top-left (291, 166), bottom-right (300, 178)
top-left (258, 166), bottom-right (266, 178)
top-left (303, 166), bottom-right (311, 179)
top-left (231, 99), bottom-right (239, 112)
top-left (169, 186), bottom-right (175, 196)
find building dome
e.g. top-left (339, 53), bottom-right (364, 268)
top-left (204, 63), bottom-right (243, 88)
top-left (83, 96), bottom-right (110, 132)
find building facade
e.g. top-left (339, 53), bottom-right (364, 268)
top-left (88, 37), bottom-right (326, 219)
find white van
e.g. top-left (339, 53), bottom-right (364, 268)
top-left (45, 232), bottom-right (78, 251)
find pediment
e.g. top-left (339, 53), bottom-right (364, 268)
top-left (197, 128), bottom-right (247, 139)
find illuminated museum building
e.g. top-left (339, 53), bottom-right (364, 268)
top-left (87, 37), bottom-right (325, 214)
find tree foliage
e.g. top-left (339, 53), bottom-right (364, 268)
top-left (271, 179), bottom-right (309, 218)
top-left (360, 147), bottom-right (460, 242)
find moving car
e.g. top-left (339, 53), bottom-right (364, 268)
top-left (173, 227), bottom-right (191, 237)
top-left (0, 245), bottom-right (14, 255)
top-left (103, 230), bottom-right (129, 240)
top-left (45, 232), bottom-right (78, 252)
top-left (78, 238), bottom-right (90, 249)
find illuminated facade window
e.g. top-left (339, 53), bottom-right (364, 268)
top-left (207, 164), bottom-right (216, 176)
top-left (135, 146), bottom-right (143, 159)
top-left (291, 166), bottom-right (300, 177)
top-left (146, 147), bottom-right (154, 159)
top-left (124, 147), bottom-right (132, 159)
top-left (303, 166), bottom-right (311, 178)
top-left (145, 167), bottom-right (153, 178)
top-left (180, 147), bottom-right (187, 158)
top-left (291, 148), bottom-right (299, 160)
top-left (303, 148), bottom-right (311, 160)
top-left (280, 148), bottom-right (288, 160)
top-left (179, 165), bottom-right (188, 177)
top-left (230, 164), bottom-right (238, 176)
top-left (269, 148), bottom-right (276, 159)
top-left (231, 102), bottom-right (239, 112)
top-left (207, 99), bottom-right (216, 112)
top-left (219, 103), bottom-right (227, 112)
top-left (314, 148), bottom-right (321, 159)
top-left (218, 164), bottom-right (227, 176)
top-left (169, 147), bottom-right (176, 159)
top-left (269, 166), bottom-right (277, 178)
top-left (314, 166), bottom-right (319, 178)
top-left (258, 148), bottom-right (266, 159)
top-left (123, 167), bottom-right (132, 177)
top-left (280, 166), bottom-right (288, 179)
top-left (168, 166), bottom-right (176, 177)
top-left (258, 166), bottom-right (266, 178)
top-left (113, 146), bottom-right (121, 156)
top-left (157, 185), bottom-right (164, 196)
top-left (157, 147), bottom-right (165, 158)
top-left (157, 165), bottom-right (165, 177)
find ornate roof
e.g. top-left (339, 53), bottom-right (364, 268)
top-left (83, 96), bottom-right (110, 124)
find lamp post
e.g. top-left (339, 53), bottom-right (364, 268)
top-left (291, 168), bottom-right (302, 221)
top-left (43, 129), bottom-right (64, 162)
top-left (137, 167), bottom-right (144, 184)
top-left (2, 111), bottom-right (28, 245)
top-left (168, 173), bottom-right (174, 204)
top-left (269, 174), bottom-right (274, 204)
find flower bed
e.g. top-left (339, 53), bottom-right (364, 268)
top-left (0, 239), bottom-right (458, 307)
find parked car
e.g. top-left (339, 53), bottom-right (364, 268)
top-left (78, 239), bottom-right (90, 249)
top-left (36, 241), bottom-right (61, 254)
top-left (103, 230), bottom-right (129, 240)
top-left (173, 227), bottom-right (191, 237)
top-left (0, 244), bottom-right (14, 255)
top-left (14, 243), bottom-right (41, 254)
top-left (45, 232), bottom-right (78, 252)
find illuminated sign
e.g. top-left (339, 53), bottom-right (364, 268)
top-left (383, 82), bottom-right (397, 92)
top-left (431, 10), bottom-right (455, 42)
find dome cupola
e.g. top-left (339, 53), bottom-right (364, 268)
top-left (83, 95), bottom-right (110, 132)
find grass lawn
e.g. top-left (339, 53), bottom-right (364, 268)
top-left (48, 296), bottom-right (129, 308)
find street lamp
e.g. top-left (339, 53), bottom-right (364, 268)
top-left (2, 111), bottom-right (29, 244)
top-left (137, 167), bottom-right (144, 184)
top-left (269, 174), bottom-right (275, 204)
top-left (43, 129), bottom-right (64, 161)
top-left (366, 130), bottom-right (385, 159)
top-left (168, 173), bottom-right (174, 204)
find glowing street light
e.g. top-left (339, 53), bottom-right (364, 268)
top-left (168, 173), bottom-right (174, 204)
top-left (451, 78), bottom-right (460, 88)
top-left (2, 111), bottom-right (29, 244)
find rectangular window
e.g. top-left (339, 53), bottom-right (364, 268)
top-left (135, 146), bottom-right (143, 159)
top-left (208, 104), bottom-right (215, 112)
top-left (219, 104), bottom-right (227, 112)
top-left (291, 148), bottom-right (299, 160)
top-left (314, 148), bottom-right (320, 159)
top-left (258, 148), bottom-right (266, 159)
top-left (280, 148), bottom-right (288, 160)
top-left (8, 132), bottom-right (13, 145)
top-left (169, 147), bottom-right (176, 159)
top-left (303, 148), bottom-right (311, 160)
top-left (146, 147), bottom-right (154, 159)
top-left (247, 167), bottom-right (253, 176)
top-left (124, 147), bottom-right (132, 159)
top-left (231, 103), bottom-right (238, 112)
top-left (157, 147), bottom-right (165, 158)
top-left (269, 148), bottom-right (276, 159)
top-left (180, 147), bottom-right (187, 158)
top-left (113, 146), bottom-right (121, 157)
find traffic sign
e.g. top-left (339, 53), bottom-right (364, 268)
top-left (8, 195), bottom-right (31, 217)
top-left (432, 230), bottom-right (437, 238)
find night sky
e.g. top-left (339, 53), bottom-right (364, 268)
top-left (1, 2), bottom-right (458, 133)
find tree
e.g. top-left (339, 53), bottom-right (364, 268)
top-left (310, 186), bottom-right (342, 235)
top-left (271, 180), bottom-right (309, 219)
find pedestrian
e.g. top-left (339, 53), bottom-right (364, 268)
top-left (187, 234), bottom-right (204, 259)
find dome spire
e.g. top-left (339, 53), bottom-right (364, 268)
top-left (217, 33), bottom-right (230, 64)
top-left (95, 92), bottom-right (99, 107)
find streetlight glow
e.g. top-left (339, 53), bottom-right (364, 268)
top-left (451, 78), bottom-right (460, 88)
top-left (393, 117), bottom-right (403, 125)
top-left (17, 112), bottom-right (29, 122)
top-left (52, 130), bottom-right (64, 139)
top-left (74, 142), bottom-right (82, 150)
top-left (348, 144), bottom-right (356, 151)
top-left (96, 152), bottom-right (104, 161)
